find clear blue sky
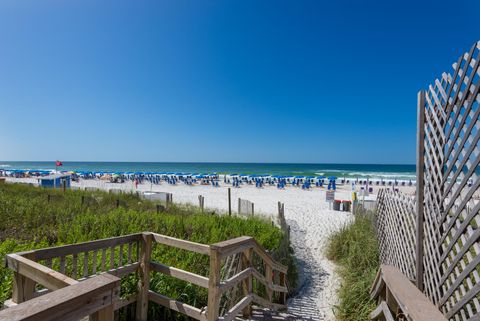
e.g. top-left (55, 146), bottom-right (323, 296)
top-left (0, 0), bottom-right (478, 164)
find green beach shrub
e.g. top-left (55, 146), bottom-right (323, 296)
top-left (326, 212), bottom-right (379, 321)
top-left (0, 183), bottom-right (295, 319)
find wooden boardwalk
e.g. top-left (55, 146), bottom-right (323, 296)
top-left (240, 307), bottom-right (322, 321)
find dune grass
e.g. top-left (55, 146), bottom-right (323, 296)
top-left (0, 183), bottom-right (295, 319)
top-left (326, 212), bottom-right (379, 321)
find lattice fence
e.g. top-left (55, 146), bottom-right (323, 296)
top-left (375, 189), bottom-right (417, 281)
top-left (421, 41), bottom-right (480, 321)
top-left (375, 41), bottom-right (480, 321)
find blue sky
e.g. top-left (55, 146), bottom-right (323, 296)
top-left (0, 0), bottom-right (478, 164)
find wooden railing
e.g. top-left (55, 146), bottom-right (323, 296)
top-left (370, 41), bottom-right (480, 320)
top-left (0, 273), bottom-right (120, 321)
top-left (370, 265), bottom-right (447, 321)
top-left (1, 232), bottom-right (288, 321)
top-left (4, 233), bottom-right (142, 309)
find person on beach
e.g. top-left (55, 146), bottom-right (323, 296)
top-left (134, 178), bottom-right (138, 189)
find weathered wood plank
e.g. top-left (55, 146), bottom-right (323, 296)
top-left (12, 252), bottom-right (36, 304)
top-left (218, 294), bottom-right (253, 321)
top-left (206, 247), bottom-right (221, 321)
top-left (219, 267), bottom-right (252, 293)
top-left (251, 239), bottom-right (288, 274)
top-left (0, 274), bottom-right (120, 321)
top-left (6, 254), bottom-right (78, 291)
top-left (148, 290), bottom-right (207, 321)
top-left (33, 234), bottom-right (142, 260)
top-left (135, 233), bottom-right (152, 321)
top-left (150, 261), bottom-right (209, 288)
top-left (241, 248), bottom-right (253, 318)
top-left (369, 301), bottom-right (395, 321)
top-left (152, 233), bottom-right (210, 256)
top-left (371, 265), bottom-right (448, 321)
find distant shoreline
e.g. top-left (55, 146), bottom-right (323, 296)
top-left (0, 161), bottom-right (416, 181)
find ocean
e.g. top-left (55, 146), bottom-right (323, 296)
top-left (0, 162), bottom-right (416, 180)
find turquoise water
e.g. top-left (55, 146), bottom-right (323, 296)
top-left (0, 161), bottom-right (416, 180)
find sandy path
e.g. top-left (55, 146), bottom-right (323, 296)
top-left (6, 177), bottom-right (355, 320)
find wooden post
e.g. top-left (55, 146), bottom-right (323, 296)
top-left (81, 195), bottom-right (85, 205)
top-left (279, 272), bottom-right (286, 305)
top-left (251, 203), bottom-right (254, 216)
top-left (198, 195), bottom-right (204, 212)
top-left (238, 198), bottom-right (241, 215)
top-left (265, 265), bottom-right (273, 303)
top-left (11, 252), bottom-right (36, 304)
top-left (47, 194), bottom-right (51, 202)
top-left (136, 233), bottom-right (152, 321)
top-left (228, 188), bottom-right (232, 216)
top-left (277, 202), bottom-right (281, 225)
top-left (92, 304), bottom-right (114, 321)
top-left (116, 199), bottom-right (120, 208)
top-left (207, 246), bottom-right (221, 321)
top-left (241, 248), bottom-right (253, 318)
top-left (416, 90), bottom-right (426, 292)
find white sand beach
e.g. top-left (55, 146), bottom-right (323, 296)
top-left (4, 177), bottom-right (414, 320)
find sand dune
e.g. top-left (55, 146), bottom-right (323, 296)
top-left (7, 177), bottom-right (384, 320)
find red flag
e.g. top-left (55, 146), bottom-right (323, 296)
top-left (56, 160), bottom-right (63, 167)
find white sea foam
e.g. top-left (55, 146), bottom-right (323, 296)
top-left (345, 171), bottom-right (416, 179)
top-left (0, 164), bottom-right (11, 168)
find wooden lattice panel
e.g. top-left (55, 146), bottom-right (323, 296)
top-left (421, 41), bottom-right (480, 321)
top-left (375, 189), bottom-right (417, 281)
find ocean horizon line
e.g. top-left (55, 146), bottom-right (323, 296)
top-left (0, 160), bottom-right (416, 166)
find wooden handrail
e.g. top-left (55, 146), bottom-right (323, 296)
top-left (209, 235), bottom-right (288, 320)
top-left (370, 265), bottom-right (448, 321)
top-left (251, 268), bottom-right (288, 293)
top-left (150, 261), bottom-right (209, 288)
top-left (251, 238), bottom-right (288, 273)
top-left (219, 267), bottom-right (253, 293)
top-left (31, 233), bottom-right (142, 260)
top-left (370, 301), bottom-right (395, 321)
top-left (152, 232), bottom-right (211, 255)
top-left (210, 236), bottom-right (288, 273)
top-left (0, 273), bottom-right (120, 321)
top-left (6, 254), bottom-right (78, 291)
top-left (210, 236), bottom-right (253, 258)
top-left (148, 290), bottom-right (207, 321)
top-left (218, 294), bottom-right (253, 321)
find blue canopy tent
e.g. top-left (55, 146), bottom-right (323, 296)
top-left (327, 176), bottom-right (337, 190)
